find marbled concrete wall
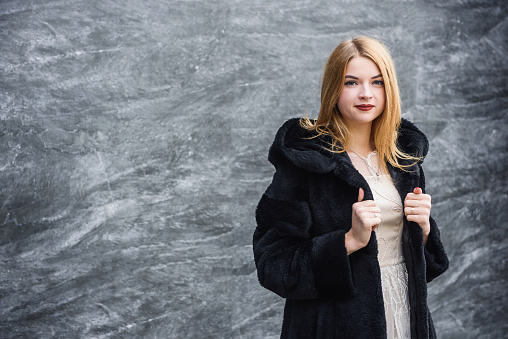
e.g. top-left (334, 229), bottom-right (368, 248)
top-left (0, 0), bottom-right (506, 338)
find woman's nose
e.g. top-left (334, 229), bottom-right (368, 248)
top-left (359, 85), bottom-right (373, 99)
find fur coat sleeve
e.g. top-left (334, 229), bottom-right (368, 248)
top-left (416, 164), bottom-right (449, 283)
top-left (254, 156), bottom-right (355, 300)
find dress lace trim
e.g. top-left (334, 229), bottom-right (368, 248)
top-left (381, 263), bottom-right (411, 339)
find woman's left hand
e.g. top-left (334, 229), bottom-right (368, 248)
top-left (404, 187), bottom-right (431, 245)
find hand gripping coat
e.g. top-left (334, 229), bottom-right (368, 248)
top-left (254, 118), bottom-right (449, 339)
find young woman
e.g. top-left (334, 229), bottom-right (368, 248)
top-left (253, 36), bottom-right (449, 338)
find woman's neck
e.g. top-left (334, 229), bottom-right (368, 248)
top-left (346, 123), bottom-right (375, 157)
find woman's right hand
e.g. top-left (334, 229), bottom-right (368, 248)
top-left (345, 188), bottom-right (382, 255)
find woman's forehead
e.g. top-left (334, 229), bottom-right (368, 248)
top-left (345, 57), bottom-right (382, 76)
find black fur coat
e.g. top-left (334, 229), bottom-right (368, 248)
top-left (254, 118), bottom-right (449, 339)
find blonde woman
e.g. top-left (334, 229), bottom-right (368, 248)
top-left (254, 36), bottom-right (448, 338)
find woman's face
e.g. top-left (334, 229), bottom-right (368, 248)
top-left (337, 56), bottom-right (386, 128)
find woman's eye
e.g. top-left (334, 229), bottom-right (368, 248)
top-left (373, 80), bottom-right (384, 86)
top-left (344, 81), bottom-right (357, 86)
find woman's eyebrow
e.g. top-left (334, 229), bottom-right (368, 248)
top-left (345, 74), bottom-right (383, 79)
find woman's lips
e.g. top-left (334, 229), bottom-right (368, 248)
top-left (355, 104), bottom-right (374, 111)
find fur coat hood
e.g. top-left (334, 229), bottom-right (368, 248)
top-left (269, 117), bottom-right (428, 173)
top-left (254, 118), bottom-right (448, 339)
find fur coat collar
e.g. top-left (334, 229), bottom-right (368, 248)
top-left (269, 117), bottom-right (428, 172)
top-left (268, 117), bottom-right (428, 200)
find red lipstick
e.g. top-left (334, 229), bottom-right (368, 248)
top-left (355, 104), bottom-right (374, 111)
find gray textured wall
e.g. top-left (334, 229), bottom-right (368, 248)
top-left (1, 0), bottom-right (507, 338)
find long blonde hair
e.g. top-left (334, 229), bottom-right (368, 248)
top-left (301, 36), bottom-right (421, 172)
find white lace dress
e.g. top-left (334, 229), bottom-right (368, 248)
top-left (349, 151), bottom-right (411, 339)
